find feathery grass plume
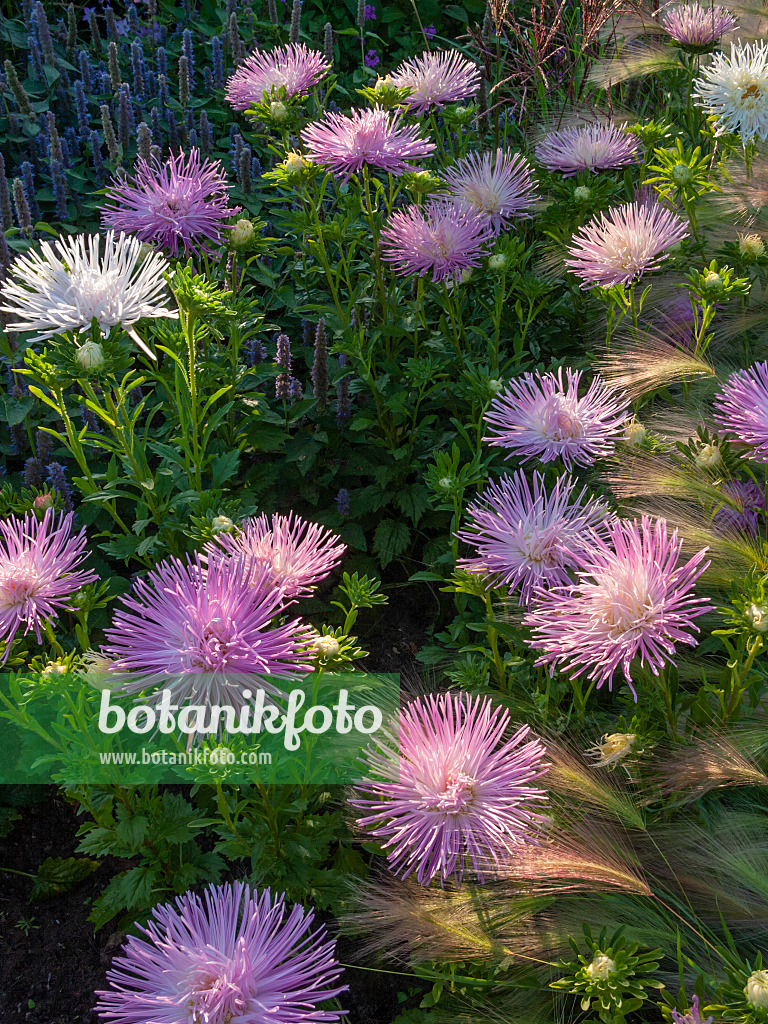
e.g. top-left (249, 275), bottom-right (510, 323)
top-left (588, 41), bottom-right (682, 88)
top-left (595, 331), bottom-right (716, 399)
top-left (649, 811), bottom-right (768, 939)
top-left (494, 817), bottom-right (651, 896)
top-left (342, 875), bottom-right (522, 963)
top-left (645, 732), bottom-right (768, 803)
top-left (544, 736), bottom-right (646, 830)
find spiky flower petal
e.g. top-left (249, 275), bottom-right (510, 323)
top-left (713, 360), bottom-right (768, 461)
top-left (0, 509), bottom-right (97, 662)
top-left (566, 200), bottom-right (689, 288)
top-left (102, 148), bottom-right (240, 258)
top-left (485, 367), bottom-right (629, 469)
top-left (381, 198), bottom-right (494, 282)
top-left (456, 470), bottom-right (614, 605)
top-left (350, 692), bottom-right (548, 886)
top-left (441, 149), bottom-right (539, 233)
top-left (391, 50), bottom-right (480, 113)
top-left (693, 40), bottom-right (768, 143)
top-left (301, 107), bottom-right (435, 182)
top-left (536, 123), bottom-right (641, 177)
top-left (523, 516), bottom-right (713, 697)
top-left (95, 882), bottom-right (347, 1024)
top-left (0, 231), bottom-right (175, 349)
top-left (225, 43), bottom-right (331, 110)
top-left (660, 3), bottom-right (737, 49)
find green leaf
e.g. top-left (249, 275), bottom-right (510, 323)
top-left (373, 519), bottom-right (410, 567)
top-left (211, 449), bottom-right (240, 487)
top-left (29, 856), bottom-right (100, 902)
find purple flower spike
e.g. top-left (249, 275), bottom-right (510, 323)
top-left (485, 367), bottom-right (629, 469)
top-left (565, 200), bottom-right (689, 289)
top-left (351, 692), bottom-right (548, 886)
top-left (0, 509), bottom-right (97, 661)
top-left (713, 361), bottom-right (768, 462)
top-left (524, 516), bottom-right (713, 697)
top-left (457, 470), bottom-right (614, 605)
top-left (101, 148), bottom-right (240, 258)
top-left (225, 42), bottom-right (331, 110)
top-left (95, 881), bottom-right (347, 1024)
top-left (381, 199), bottom-right (494, 283)
top-left (301, 107), bottom-right (435, 182)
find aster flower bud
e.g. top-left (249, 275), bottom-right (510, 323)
top-left (488, 253), bottom-right (508, 271)
top-left (745, 603), bottom-right (768, 633)
top-left (695, 442), bottom-right (722, 468)
top-left (746, 971), bottom-right (768, 1009)
top-left (739, 232), bottom-right (765, 260)
top-left (80, 649), bottom-right (122, 690)
top-left (211, 514), bottom-right (235, 535)
top-left (573, 185), bottom-right (591, 202)
top-left (586, 731), bottom-right (636, 767)
top-left (624, 419), bottom-right (647, 446)
top-left (230, 218), bottom-right (255, 249)
top-left (270, 100), bottom-right (288, 121)
top-left (33, 492), bottom-right (54, 511)
top-left (76, 340), bottom-right (106, 371)
top-left (586, 955), bottom-right (616, 980)
top-left (283, 151), bottom-right (308, 173)
top-left (314, 634), bottom-right (340, 659)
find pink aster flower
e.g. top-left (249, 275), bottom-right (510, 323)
top-left (225, 43), bottom-right (331, 111)
top-left (103, 552), bottom-right (314, 708)
top-left (535, 123), bottom-right (641, 177)
top-left (350, 692), bottom-right (548, 886)
top-left (565, 200), bottom-right (689, 289)
top-left (95, 882), bottom-right (347, 1024)
top-left (523, 516), bottom-right (713, 697)
top-left (659, 3), bottom-right (737, 49)
top-left (301, 107), bottom-right (435, 182)
top-left (671, 995), bottom-right (714, 1024)
top-left (441, 149), bottom-right (539, 234)
top-left (713, 361), bottom-right (768, 461)
top-left (101, 148), bottom-right (240, 258)
top-left (0, 509), bottom-right (96, 662)
top-left (456, 471), bottom-right (614, 605)
top-left (713, 479), bottom-right (765, 535)
top-left (206, 512), bottom-right (346, 599)
top-left (485, 367), bottom-right (629, 470)
top-left (381, 199), bottom-right (494, 283)
top-left (391, 49), bottom-right (480, 113)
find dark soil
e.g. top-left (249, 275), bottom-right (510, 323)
top-left (0, 593), bottom-right (433, 1024)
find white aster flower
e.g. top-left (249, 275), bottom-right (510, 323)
top-left (586, 732), bottom-right (637, 767)
top-left (693, 40), bottom-right (768, 144)
top-left (586, 955), bottom-right (616, 979)
top-left (0, 230), bottom-right (176, 359)
top-left (745, 969), bottom-right (768, 1009)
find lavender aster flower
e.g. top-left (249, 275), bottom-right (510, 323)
top-left (535, 123), bottom-right (641, 177)
top-left (671, 995), bottom-right (714, 1024)
top-left (391, 50), bottom-right (480, 113)
top-left (101, 148), bottom-right (240, 258)
top-left (713, 361), bottom-right (768, 461)
top-left (660, 3), bottom-right (737, 49)
top-left (207, 512), bottom-right (346, 599)
top-left (350, 692), bottom-right (548, 886)
top-left (565, 201), bottom-right (689, 289)
top-left (714, 479), bottom-right (765, 535)
top-left (523, 516), bottom-right (712, 697)
top-left (0, 231), bottom-right (176, 357)
top-left (0, 509), bottom-right (96, 661)
top-left (456, 470), bottom-right (614, 605)
top-left (381, 199), bottom-right (494, 283)
top-left (301, 107), bottom-right (435, 183)
top-left (485, 367), bottom-right (629, 469)
top-left (226, 42), bottom-right (331, 110)
top-left (95, 882), bottom-right (347, 1024)
top-left (442, 149), bottom-right (539, 234)
top-left (693, 40), bottom-right (768, 143)
top-left (103, 552), bottom-right (315, 706)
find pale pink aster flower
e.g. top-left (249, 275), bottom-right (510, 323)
top-left (380, 199), bottom-right (494, 283)
top-left (0, 509), bottom-right (96, 662)
top-left (103, 552), bottom-right (314, 708)
top-left (535, 123), bottom-right (641, 177)
top-left (225, 43), bottom-right (331, 110)
top-left (659, 4), bottom-right (737, 50)
top-left (301, 107), bottom-right (435, 182)
top-left (441, 149), bottom-right (539, 234)
top-left (101, 148), bottom-right (240, 258)
top-left (485, 367), bottom-right (629, 470)
top-left (391, 50), bottom-right (480, 112)
top-left (95, 882), bottom-right (347, 1024)
top-left (206, 512), bottom-right (346, 599)
top-left (713, 361), bottom-right (768, 461)
top-left (692, 40), bottom-right (768, 144)
top-left (457, 470), bottom-right (614, 605)
top-left (565, 200), bottom-right (689, 289)
top-left (524, 516), bottom-right (713, 697)
top-left (350, 692), bottom-right (548, 886)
